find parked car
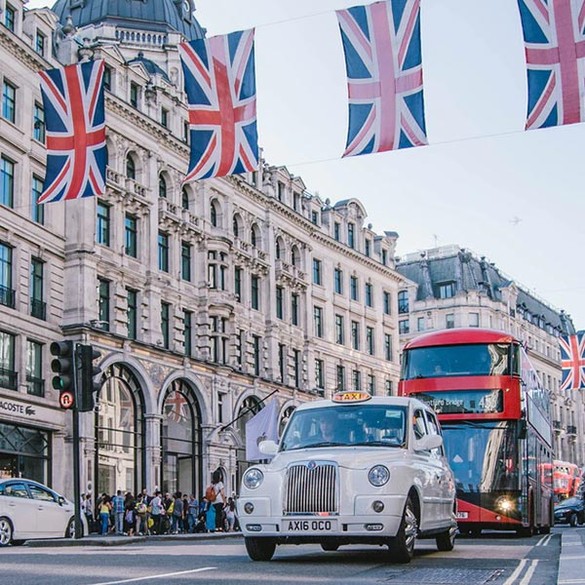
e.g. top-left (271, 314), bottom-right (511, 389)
top-left (554, 496), bottom-right (585, 527)
top-left (238, 393), bottom-right (457, 563)
top-left (0, 478), bottom-right (85, 546)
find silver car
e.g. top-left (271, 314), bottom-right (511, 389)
top-left (238, 393), bottom-right (457, 563)
top-left (0, 478), bottom-right (84, 546)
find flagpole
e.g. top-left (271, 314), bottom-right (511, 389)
top-left (219, 388), bottom-right (279, 432)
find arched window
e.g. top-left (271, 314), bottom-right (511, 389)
top-left (210, 199), bottom-right (220, 227)
top-left (159, 175), bottom-right (167, 199)
top-left (95, 364), bottom-right (144, 496)
top-left (161, 380), bottom-right (202, 497)
top-left (182, 188), bottom-right (189, 210)
top-left (291, 245), bottom-right (300, 267)
top-left (251, 223), bottom-right (260, 248)
top-left (275, 237), bottom-right (285, 261)
top-left (232, 214), bottom-right (241, 238)
top-left (126, 155), bottom-right (136, 180)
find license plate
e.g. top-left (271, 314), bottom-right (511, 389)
top-left (456, 511), bottom-right (469, 519)
top-left (282, 519), bottom-right (337, 532)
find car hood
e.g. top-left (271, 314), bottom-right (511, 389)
top-left (267, 446), bottom-right (412, 470)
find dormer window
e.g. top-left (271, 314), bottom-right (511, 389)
top-left (437, 282), bottom-right (455, 299)
top-left (35, 31), bottom-right (46, 56)
top-left (4, 4), bottom-right (16, 32)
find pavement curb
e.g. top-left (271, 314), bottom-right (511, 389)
top-left (557, 530), bottom-right (585, 585)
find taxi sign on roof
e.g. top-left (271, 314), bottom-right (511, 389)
top-left (331, 391), bottom-right (372, 403)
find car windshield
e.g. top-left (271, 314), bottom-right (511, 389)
top-left (280, 405), bottom-right (407, 451)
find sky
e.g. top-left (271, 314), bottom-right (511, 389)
top-left (27, 0), bottom-right (585, 329)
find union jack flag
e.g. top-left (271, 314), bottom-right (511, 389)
top-left (38, 60), bottom-right (106, 203)
top-left (517, 0), bottom-right (585, 130)
top-left (559, 332), bottom-right (585, 390)
top-left (179, 29), bottom-right (258, 181)
top-left (165, 390), bottom-right (189, 423)
top-left (336, 0), bottom-right (427, 158)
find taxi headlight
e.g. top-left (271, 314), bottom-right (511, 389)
top-left (368, 465), bottom-right (390, 487)
top-left (243, 468), bottom-right (264, 490)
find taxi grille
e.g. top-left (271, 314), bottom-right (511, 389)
top-left (283, 462), bottom-right (338, 515)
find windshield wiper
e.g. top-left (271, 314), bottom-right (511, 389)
top-left (307, 441), bottom-right (345, 448)
top-left (352, 441), bottom-right (404, 447)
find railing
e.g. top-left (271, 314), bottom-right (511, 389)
top-left (0, 367), bottom-right (18, 390)
top-left (0, 284), bottom-right (15, 309)
top-left (30, 298), bottom-right (46, 320)
top-left (26, 375), bottom-right (45, 397)
top-left (553, 420), bottom-right (562, 430)
top-left (567, 425), bottom-right (577, 435)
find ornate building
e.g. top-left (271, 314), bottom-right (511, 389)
top-left (395, 245), bottom-right (583, 467)
top-left (0, 0), bottom-right (401, 499)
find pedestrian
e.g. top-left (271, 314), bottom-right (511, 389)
top-left (224, 497), bottom-right (236, 532)
top-left (124, 493), bottom-right (135, 537)
top-left (171, 491), bottom-right (184, 534)
top-left (135, 493), bottom-right (148, 535)
top-left (205, 469), bottom-right (226, 532)
top-left (112, 489), bottom-right (125, 534)
top-left (205, 498), bottom-right (216, 532)
top-left (81, 493), bottom-right (94, 533)
top-left (98, 495), bottom-right (111, 536)
top-left (149, 490), bottom-right (163, 535)
top-left (187, 494), bottom-right (198, 533)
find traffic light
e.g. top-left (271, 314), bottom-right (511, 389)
top-left (78, 344), bottom-right (103, 412)
top-left (50, 341), bottom-right (76, 410)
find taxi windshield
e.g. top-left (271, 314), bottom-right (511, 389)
top-left (280, 405), bottom-right (407, 451)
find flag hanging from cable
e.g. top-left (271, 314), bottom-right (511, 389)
top-left (517, 0), bottom-right (585, 130)
top-left (245, 399), bottom-right (279, 461)
top-left (559, 332), bottom-right (585, 390)
top-left (336, 0), bottom-right (427, 157)
top-left (38, 59), bottom-right (106, 203)
top-left (179, 29), bottom-right (258, 181)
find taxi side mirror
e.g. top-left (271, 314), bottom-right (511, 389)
top-left (259, 440), bottom-right (278, 456)
top-left (414, 434), bottom-right (443, 452)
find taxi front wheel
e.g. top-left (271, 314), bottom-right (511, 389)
top-left (389, 496), bottom-right (417, 563)
top-left (245, 537), bottom-right (276, 561)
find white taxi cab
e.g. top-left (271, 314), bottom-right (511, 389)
top-left (238, 392), bottom-right (457, 563)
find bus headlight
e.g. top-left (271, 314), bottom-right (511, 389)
top-left (368, 465), bottom-right (390, 487)
top-left (243, 468), bottom-right (264, 489)
top-left (495, 496), bottom-right (515, 513)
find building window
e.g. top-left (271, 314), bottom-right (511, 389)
top-left (366, 326), bottom-right (374, 355)
top-left (158, 232), bottom-right (169, 272)
top-left (159, 175), bottom-right (167, 198)
top-left (398, 290), bottom-right (409, 313)
top-left (33, 102), bottom-right (45, 143)
top-left (381, 249), bottom-right (388, 265)
top-left (183, 120), bottom-right (190, 143)
top-left (350, 275), bottom-right (358, 301)
top-left (312, 258), bottom-right (322, 285)
top-left (130, 82), bottom-right (139, 107)
top-left (210, 316), bottom-right (227, 364)
top-left (125, 214), bottom-right (138, 258)
top-left (368, 374), bottom-right (375, 395)
top-left (365, 282), bottom-right (373, 307)
top-left (0, 243), bottom-right (14, 309)
top-left (183, 310), bottom-right (192, 356)
top-left (291, 293), bottom-right (299, 326)
top-left (385, 379), bottom-right (393, 396)
top-left (161, 107), bottom-right (169, 128)
top-left (127, 288), bottom-right (137, 340)
top-left (384, 333), bottom-right (393, 361)
top-left (417, 316), bottom-right (425, 331)
top-left (398, 319), bottom-right (410, 334)
top-left (437, 282), bottom-right (455, 299)
top-left (26, 340), bottom-right (44, 397)
top-left (335, 314), bottom-right (344, 345)
top-left (181, 242), bottom-right (192, 281)
top-left (234, 267), bottom-right (242, 302)
top-left (210, 200), bottom-right (219, 227)
top-left (0, 155), bottom-right (15, 208)
top-left (253, 335), bottom-right (261, 376)
top-left (383, 291), bottom-right (391, 315)
top-left (347, 222), bottom-right (355, 248)
top-left (352, 370), bottom-right (361, 392)
top-left (30, 257), bottom-right (46, 320)
top-left (103, 65), bottom-right (112, 91)
top-left (182, 189), bottom-right (189, 210)
top-left (4, 5), bottom-right (15, 32)
top-left (276, 286), bottom-right (284, 320)
top-left (315, 359), bottom-right (325, 390)
top-left (336, 365), bottom-right (345, 391)
top-left (161, 301), bottom-right (171, 349)
top-left (293, 192), bottom-right (301, 212)
top-left (126, 155), bottom-right (136, 179)
top-left (278, 343), bottom-right (286, 382)
top-left (0, 331), bottom-right (17, 390)
top-left (351, 321), bottom-right (360, 350)
top-left (96, 202), bottom-right (110, 246)
top-left (334, 267), bottom-right (343, 295)
top-left (2, 80), bottom-right (16, 123)
top-left (207, 251), bottom-right (227, 290)
top-left (334, 222), bottom-right (340, 241)
top-left (469, 312), bottom-right (480, 327)
top-left (31, 175), bottom-right (44, 225)
top-left (314, 306), bottom-right (323, 338)
top-left (35, 30), bottom-right (46, 56)
top-left (311, 210), bottom-right (319, 225)
top-left (365, 239), bottom-right (371, 257)
top-left (277, 181), bottom-right (285, 202)
top-left (233, 215), bottom-right (240, 238)
top-left (251, 275), bottom-right (260, 310)
top-left (235, 329), bottom-right (244, 367)
top-left (446, 313), bottom-right (455, 329)
top-left (98, 278), bottom-right (110, 330)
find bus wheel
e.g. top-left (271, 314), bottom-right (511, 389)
top-left (540, 525), bottom-right (551, 535)
top-left (388, 496), bottom-right (417, 564)
top-left (516, 525), bottom-right (534, 537)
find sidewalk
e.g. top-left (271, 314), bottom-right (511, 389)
top-left (26, 530), bottom-right (242, 548)
top-left (557, 529), bottom-right (585, 585)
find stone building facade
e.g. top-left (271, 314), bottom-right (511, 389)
top-left (395, 245), bottom-right (583, 467)
top-left (0, 0), bottom-right (401, 500)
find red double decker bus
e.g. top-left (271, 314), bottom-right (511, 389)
top-left (398, 328), bottom-right (554, 536)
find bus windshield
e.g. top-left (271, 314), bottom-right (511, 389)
top-left (402, 343), bottom-right (512, 379)
top-left (442, 421), bottom-right (519, 492)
